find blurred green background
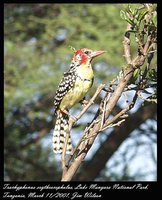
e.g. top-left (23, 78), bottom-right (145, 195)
top-left (4, 4), bottom-right (157, 181)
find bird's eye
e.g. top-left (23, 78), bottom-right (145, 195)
top-left (84, 51), bottom-right (89, 55)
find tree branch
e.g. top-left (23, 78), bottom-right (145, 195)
top-left (60, 4), bottom-right (157, 181)
top-left (74, 103), bottom-right (156, 181)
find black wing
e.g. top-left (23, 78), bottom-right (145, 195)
top-left (54, 71), bottom-right (76, 112)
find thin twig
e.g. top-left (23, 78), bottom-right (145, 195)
top-left (100, 93), bottom-right (110, 131)
top-left (100, 105), bottom-right (130, 131)
top-left (123, 24), bottom-right (133, 64)
top-left (100, 88), bottom-right (141, 132)
top-left (67, 84), bottom-right (106, 131)
top-left (75, 84), bottom-right (105, 121)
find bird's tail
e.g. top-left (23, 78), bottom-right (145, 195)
top-left (53, 110), bottom-right (72, 154)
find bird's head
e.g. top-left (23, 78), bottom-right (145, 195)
top-left (72, 48), bottom-right (106, 65)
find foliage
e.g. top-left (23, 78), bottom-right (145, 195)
top-left (121, 4), bottom-right (157, 105)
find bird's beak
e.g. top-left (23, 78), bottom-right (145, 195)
top-left (91, 50), bottom-right (106, 58)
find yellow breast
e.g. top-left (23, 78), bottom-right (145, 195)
top-left (60, 64), bottom-right (94, 111)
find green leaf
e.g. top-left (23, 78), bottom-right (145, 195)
top-left (120, 10), bottom-right (127, 20)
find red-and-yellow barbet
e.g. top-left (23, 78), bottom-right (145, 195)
top-left (53, 48), bottom-right (105, 154)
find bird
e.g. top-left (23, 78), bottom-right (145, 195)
top-left (53, 47), bottom-right (105, 154)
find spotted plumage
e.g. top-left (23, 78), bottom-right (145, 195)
top-left (54, 63), bottom-right (78, 113)
top-left (53, 48), bottom-right (105, 154)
